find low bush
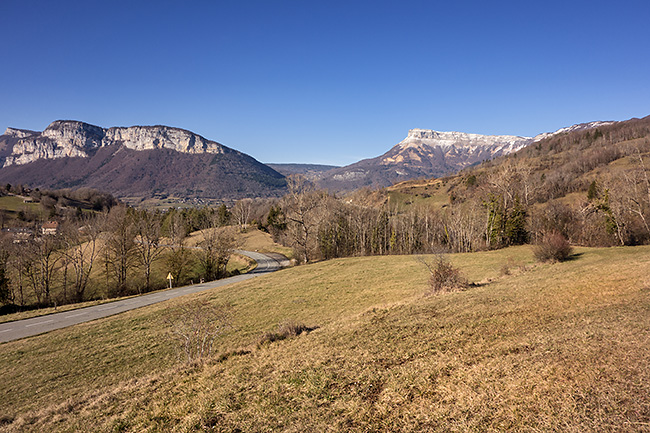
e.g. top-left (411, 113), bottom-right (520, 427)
top-left (258, 320), bottom-right (310, 347)
top-left (166, 300), bottom-right (232, 364)
top-left (419, 256), bottom-right (469, 294)
top-left (533, 231), bottom-right (573, 262)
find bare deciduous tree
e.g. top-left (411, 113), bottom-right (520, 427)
top-left (231, 199), bottom-right (253, 231)
top-left (0, 236), bottom-right (12, 305)
top-left (281, 175), bottom-right (327, 263)
top-left (165, 211), bottom-right (194, 285)
top-left (23, 234), bottom-right (61, 305)
top-left (60, 214), bottom-right (104, 302)
top-left (104, 206), bottom-right (137, 295)
top-left (197, 222), bottom-right (235, 282)
top-left (133, 210), bottom-right (165, 292)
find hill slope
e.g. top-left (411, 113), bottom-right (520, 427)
top-left (0, 121), bottom-right (287, 200)
top-left (1, 245), bottom-right (650, 431)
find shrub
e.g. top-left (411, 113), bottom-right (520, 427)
top-left (419, 256), bottom-right (469, 294)
top-left (533, 231), bottom-right (573, 262)
top-left (166, 300), bottom-right (232, 364)
top-left (258, 320), bottom-right (309, 347)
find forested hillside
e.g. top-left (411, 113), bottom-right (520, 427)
top-left (262, 115), bottom-right (650, 261)
top-left (440, 114), bottom-right (650, 247)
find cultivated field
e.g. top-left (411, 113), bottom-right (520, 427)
top-left (1, 245), bottom-right (650, 432)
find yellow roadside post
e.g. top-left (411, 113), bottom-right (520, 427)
top-left (167, 272), bottom-right (174, 289)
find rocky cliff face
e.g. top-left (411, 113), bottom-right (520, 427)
top-left (0, 120), bottom-right (287, 200)
top-left (318, 129), bottom-right (534, 191)
top-left (317, 121), bottom-right (616, 191)
top-left (1, 120), bottom-right (228, 167)
top-left (383, 128), bottom-right (532, 168)
top-left (4, 127), bottom-right (38, 138)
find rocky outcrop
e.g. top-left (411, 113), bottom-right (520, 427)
top-left (104, 126), bottom-right (224, 154)
top-left (1, 120), bottom-right (228, 167)
top-left (3, 127), bottom-right (38, 138)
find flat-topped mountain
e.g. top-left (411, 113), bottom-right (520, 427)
top-left (317, 129), bottom-right (533, 191)
top-left (2, 120), bottom-right (232, 167)
top-left (317, 121), bottom-right (616, 191)
top-left (0, 121), bottom-right (286, 200)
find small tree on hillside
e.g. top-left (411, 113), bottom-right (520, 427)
top-left (60, 215), bottom-right (104, 302)
top-left (197, 223), bottom-right (235, 281)
top-left (166, 300), bottom-right (232, 364)
top-left (533, 231), bottom-right (573, 262)
top-left (418, 255), bottom-right (469, 294)
top-left (133, 210), bottom-right (165, 292)
top-left (104, 206), bottom-right (137, 295)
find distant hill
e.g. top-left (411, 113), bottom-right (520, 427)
top-left (266, 163), bottom-right (339, 181)
top-left (0, 121), bottom-right (287, 201)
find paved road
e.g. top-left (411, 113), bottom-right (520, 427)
top-left (0, 250), bottom-right (282, 344)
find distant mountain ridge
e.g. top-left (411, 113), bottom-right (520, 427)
top-left (266, 163), bottom-right (340, 181)
top-left (317, 121), bottom-right (616, 191)
top-left (1, 120), bottom-right (231, 167)
top-left (0, 120), bottom-right (286, 200)
top-left (0, 118), bottom-right (621, 200)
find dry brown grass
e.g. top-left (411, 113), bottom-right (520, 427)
top-left (2, 245), bottom-right (650, 432)
top-left (186, 226), bottom-right (292, 258)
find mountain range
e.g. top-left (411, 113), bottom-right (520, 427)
top-left (0, 119), bottom-right (618, 200)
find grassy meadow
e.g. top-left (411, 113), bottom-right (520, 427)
top-left (1, 245), bottom-right (650, 431)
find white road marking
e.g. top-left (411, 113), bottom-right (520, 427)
top-left (25, 319), bottom-right (54, 328)
top-left (65, 312), bottom-right (88, 318)
top-left (0, 328), bottom-right (13, 334)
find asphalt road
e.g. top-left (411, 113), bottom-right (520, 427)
top-left (0, 250), bottom-right (282, 344)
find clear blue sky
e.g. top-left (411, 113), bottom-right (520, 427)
top-left (1, 0), bottom-right (649, 166)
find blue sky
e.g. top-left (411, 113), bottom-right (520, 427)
top-left (1, 0), bottom-right (649, 166)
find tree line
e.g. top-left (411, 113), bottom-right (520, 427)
top-left (0, 205), bottom-right (236, 311)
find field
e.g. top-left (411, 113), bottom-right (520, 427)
top-left (386, 178), bottom-right (452, 210)
top-left (1, 245), bottom-right (650, 431)
top-left (0, 195), bottom-right (43, 219)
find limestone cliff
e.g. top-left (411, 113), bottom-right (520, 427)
top-left (0, 120), bottom-right (287, 200)
top-left (317, 121), bottom-right (616, 191)
top-left (2, 120), bottom-right (229, 168)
